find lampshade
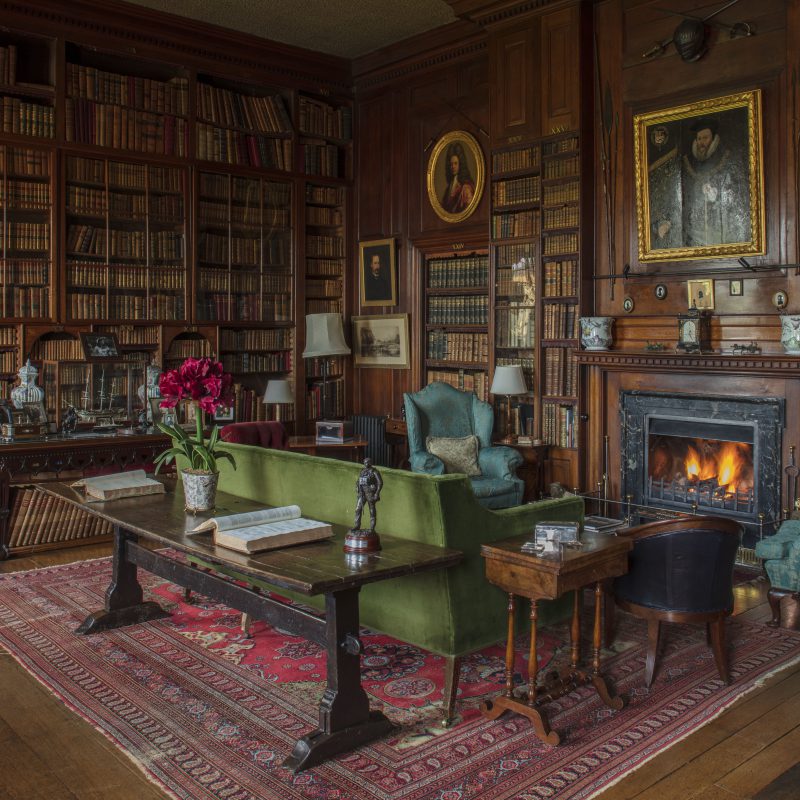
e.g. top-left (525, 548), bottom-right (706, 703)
top-left (263, 379), bottom-right (294, 405)
top-left (490, 364), bottom-right (527, 396)
top-left (302, 313), bottom-right (351, 358)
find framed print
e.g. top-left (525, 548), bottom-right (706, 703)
top-left (80, 331), bottom-right (120, 361)
top-left (426, 130), bottom-right (485, 224)
top-left (149, 397), bottom-right (164, 425)
top-left (213, 406), bottom-right (235, 423)
top-left (359, 237), bottom-right (397, 306)
top-left (633, 89), bottom-right (764, 262)
top-left (352, 314), bottom-right (410, 369)
top-left (687, 278), bottom-right (714, 310)
top-left (729, 279), bottom-right (743, 296)
top-left (22, 400), bottom-right (47, 426)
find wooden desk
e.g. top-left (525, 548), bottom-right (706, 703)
top-left (287, 435), bottom-right (368, 462)
top-left (39, 479), bottom-right (462, 772)
top-left (480, 532), bottom-right (632, 745)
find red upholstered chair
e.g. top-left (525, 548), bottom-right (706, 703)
top-left (220, 421), bottom-right (288, 450)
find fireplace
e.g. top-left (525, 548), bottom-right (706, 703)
top-left (620, 392), bottom-right (784, 548)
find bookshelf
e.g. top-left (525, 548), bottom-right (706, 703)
top-left (64, 154), bottom-right (187, 322)
top-left (0, 143), bottom-right (53, 320)
top-left (298, 93), bottom-right (352, 179)
top-left (423, 249), bottom-right (490, 401)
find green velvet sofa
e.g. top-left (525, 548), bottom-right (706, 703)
top-left (194, 442), bottom-right (584, 722)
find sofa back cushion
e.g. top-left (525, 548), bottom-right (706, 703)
top-left (221, 421), bottom-right (287, 450)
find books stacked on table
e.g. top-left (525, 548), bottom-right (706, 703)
top-left (582, 515), bottom-right (627, 535)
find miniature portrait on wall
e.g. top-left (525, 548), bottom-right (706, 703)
top-left (359, 238), bottom-right (397, 307)
top-left (426, 130), bottom-right (485, 224)
top-left (633, 90), bottom-right (764, 262)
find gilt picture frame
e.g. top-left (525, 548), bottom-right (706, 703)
top-left (359, 237), bottom-right (397, 307)
top-left (426, 130), bottom-right (485, 224)
top-left (633, 89), bottom-right (764, 263)
top-left (352, 314), bottom-right (410, 369)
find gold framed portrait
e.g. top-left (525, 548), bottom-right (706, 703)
top-left (633, 89), bottom-right (765, 263)
top-left (426, 130), bottom-right (485, 224)
top-left (359, 237), bottom-right (397, 307)
top-left (687, 278), bottom-right (714, 310)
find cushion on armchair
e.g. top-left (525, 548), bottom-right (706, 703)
top-left (426, 435), bottom-right (481, 476)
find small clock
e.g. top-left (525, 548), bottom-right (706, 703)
top-left (676, 308), bottom-right (711, 353)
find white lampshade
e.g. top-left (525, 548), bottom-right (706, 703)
top-left (302, 313), bottom-right (351, 358)
top-left (263, 379), bottom-right (294, 405)
top-left (490, 364), bottom-right (527, 396)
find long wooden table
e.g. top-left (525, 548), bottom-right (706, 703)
top-left (39, 479), bottom-right (462, 772)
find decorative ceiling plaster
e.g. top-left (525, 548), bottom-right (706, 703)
top-left (123, 0), bottom-right (458, 59)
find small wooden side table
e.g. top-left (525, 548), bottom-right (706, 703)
top-left (287, 435), bottom-right (368, 462)
top-left (494, 440), bottom-right (549, 500)
top-left (480, 532), bottom-right (632, 745)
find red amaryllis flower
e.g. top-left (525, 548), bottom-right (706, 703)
top-left (158, 369), bottom-right (183, 408)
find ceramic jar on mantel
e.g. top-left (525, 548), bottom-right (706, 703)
top-left (579, 317), bottom-right (614, 351)
top-left (780, 315), bottom-right (800, 355)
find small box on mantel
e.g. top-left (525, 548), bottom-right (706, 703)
top-left (315, 420), bottom-right (354, 443)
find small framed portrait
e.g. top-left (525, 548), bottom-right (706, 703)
top-left (352, 314), bottom-right (410, 369)
top-left (213, 406), bottom-right (235, 423)
top-left (149, 397), bottom-right (164, 425)
top-left (687, 278), bottom-right (715, 310)
top-left (729, 279), bottom-right (744, 296)
top-left (80, 332), bottom-right (120, 361)
top-left (426, 130), bottom-right (485, 224)
top-left (359, 237), bottom-right (397, 307)
top-left (22, 400), bottom-right (47, 426)
top-left (633, 89), bottom-right (764, 262)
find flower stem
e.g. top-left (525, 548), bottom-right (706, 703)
top-left (195, 401), bottom-right (203, 469)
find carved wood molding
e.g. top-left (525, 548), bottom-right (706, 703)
top-left (575, 350), bottom-right (800, 378)
top-left (448, 0), bottom-right (576, 28)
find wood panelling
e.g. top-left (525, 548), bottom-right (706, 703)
top-left (540, 5), bottom-right (579, 135)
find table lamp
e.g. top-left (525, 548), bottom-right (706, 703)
top-left (302, 313), bottom-right (351, 438)
top-left (490, 364), bottom-right (527, 443)
top-left (263, 379), bottom-right (293, 422)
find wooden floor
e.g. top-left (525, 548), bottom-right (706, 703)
top-left (1, 545), bottom-right (798, 800)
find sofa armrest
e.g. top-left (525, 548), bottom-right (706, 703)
top-left (478, 445), bottom-right (523, 480)
top-left (410, 450), bottom-right (445, 474)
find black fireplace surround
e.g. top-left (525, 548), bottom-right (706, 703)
top-left (620, 392), bottom-right (784, 546)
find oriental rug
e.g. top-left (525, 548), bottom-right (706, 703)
top-left (1, 558), bottom-right (799, 800)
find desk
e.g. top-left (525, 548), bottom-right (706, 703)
top-left (480, 532), bottom-right (632, 745)
top-left (287, 435), bottom-right (368, 462)
top-left (39, 479), bottom-right (462, 772)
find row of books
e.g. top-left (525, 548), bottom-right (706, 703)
top-left (0, 146), bottom-right (48, 176)
top-left (492, 175), bottom-right (541, 207)
top-left (199, 203), bottom-right (290, 229)
top-left (7, 487), bottom-right (113, 550)
top-left (0, 326), bottom-right (16, 346)
top-left (305, 355), bottom-right (346, 377)
top-left (3, 179), bottom-right (49, 206)
top-left (492, 145), bottom-right (540, 174)
top-left (543, 181), bottom-right (580, 206)
top-left (1, 221), bottom-right (49, 250)
top-left (197, 84), bottom-right (291, 134)
top-left (66, 99), bottom-right (188, 155)
top-left (543, 135), bottom-right (578, 156)
top-left (544, 154), bottom-right (579, 180)
top-left (542, 401), bottom-right (578, 448)
top-left (302, 142), bottom-right (342, 177)
top-left (231, 381), bottom-right (292, 423)
top-left (306, 233), bottom-right (344, 258)
top-left (426, 369), bottom-right (489, 401)
top-left (31, 338), bottom-right (82, 360)
top-left (196, 293), bottom-right (291, 322)
top-left (96, 324), bottom-right (159, 345)
top-left (0, 45), bottom-right (18, 86)
top-left (6, 285), bottom-right (48, 318)
top-left (67, 225), bottom-right (185, 259)
top-left (428, 295), bottom-right (489, 326)
top-left (221, 350), bottom-right (291, 374)
top-left (68, 264), bottom-right (185, 290)
top-left (67, 188), bottom-right (184, 221)
top-left (167, 339), bottom-right (211, 359)
top-left (198, 233), bottom-right (259, 266)
top-left (1, 261), bottom-right (48, 285)
top-left (306, 278), bottom-right (341, 298)
top-left (542, 302), bottom-right (579, 340)
top-left (543, 232), bottom-right (579, 256)
top-left (427, 255), bottom-right (489, 289)
top-left (220, 327), bottom-right (290, 351)
top-left (67, 65), bottom-right (189, 117)
top-left (543, 259), bottom-right (579, 297)
top-left (307, 185), bottom-right (345, 206)
top-left (495, 355), bottom-right (535, 393)
top-left (495, 243), bottom-right (535, 269)
top-left (68, 292), bottom-right (185, 320)
top-left (0, 350), bottom-right (16, 371)
top-left (298, 97), bottom-right (352, 140)
top-left (1, 97), bottom-right (54, 138)
top-left (543, 346), bottom-right (578, 397)
top-left (68, 157), bottom-right (183, 191)
top-left (494, 401), bottom-right (535, 439)
top-left (495, 305), bottom-right (535, 349)
top-left (492, 210), bottom-right (540, 239)
top-left (196, 124), bottom-right (293, 170)
top-left (306, 297), bottom-right (341, 313)
top-left (198, 173), bottom-right (291, 204)
top-left (197, 269), bottom-right (288, 294)
top-left (306, 205), bottom-right (342, 226)
top-left (495, 267), bottom-right (535, 299)
top-left (544, 204), bottom-right (579, 230)
top-left (306, 257), bottom-right (343, 276)
top-left (306, 377), bottom-right (344, 419)
top-left (426, 330), bottom-right (488, 364)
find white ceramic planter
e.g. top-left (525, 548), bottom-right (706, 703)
top-left (579, 316), bottom-right (614, 351)
top-left (182, 468), bottom-right (219, 512)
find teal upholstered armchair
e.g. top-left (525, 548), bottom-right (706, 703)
top-left (755, 519), bottom-right (800, 627)
top-left (403, 381), bottom-right (524, 509)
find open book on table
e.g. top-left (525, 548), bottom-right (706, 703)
top-left (190, 504), bottom-right (333, 554)
top-left (72, 469), bottom-right (165, 501)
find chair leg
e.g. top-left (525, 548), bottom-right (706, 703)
top-left (183, 587), bottom-right (191, 602)
top-left (767, 587), bottom-right (791, 627)
top-left (645, 619), bottom-right (660, 687)
top-left (709, 618), bottom-right (728, 683)
top-left (442, 655), bottom-right (462, 727)
top-left (241, 612), bottom-right (252, 638)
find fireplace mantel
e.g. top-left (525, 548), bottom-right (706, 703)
top-left (575, 350), bottom-right (800, 378)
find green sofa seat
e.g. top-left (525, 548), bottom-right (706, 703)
top-left (190, 443), bottom-right (584, 721)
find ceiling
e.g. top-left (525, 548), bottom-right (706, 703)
top-left (124, 0), bottom-right (458, 59)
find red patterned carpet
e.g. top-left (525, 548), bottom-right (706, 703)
top-left (1, 557), bottom-right (799, 800)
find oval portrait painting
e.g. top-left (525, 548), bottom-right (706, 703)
top-left (426, 130), bottom-right (485, 224)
